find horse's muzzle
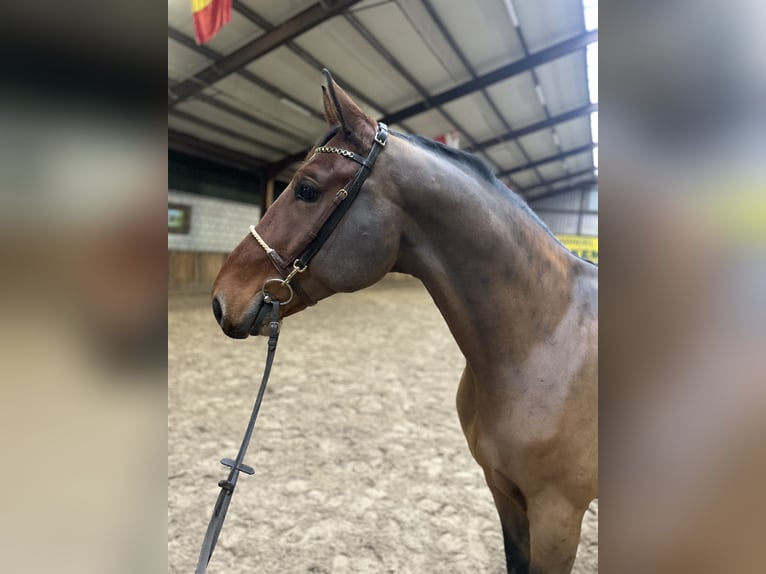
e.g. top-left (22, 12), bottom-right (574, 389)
top-left (212, 294), bottom-right (270, 339)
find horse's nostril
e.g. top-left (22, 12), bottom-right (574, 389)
top-left (212, 296), bottom-right (223, 325)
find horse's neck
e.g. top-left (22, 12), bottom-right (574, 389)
top-left (389, 140), bottom-right (580, 369)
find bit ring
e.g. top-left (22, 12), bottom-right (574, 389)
top-left (262, 278), bottom-right (293, 306)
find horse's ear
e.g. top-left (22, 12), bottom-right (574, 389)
top-left (322, 68), bottom-right (374, 144)
top-left (321, 86), bottom-right (339, 126)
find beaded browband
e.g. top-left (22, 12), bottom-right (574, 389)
top-left (248, 122), bottom-right (389, 306)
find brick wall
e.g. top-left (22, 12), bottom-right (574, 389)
top-left (168, 190), bottom-right (261, 291)
top-left (168, 190), bottom-right (261, 253)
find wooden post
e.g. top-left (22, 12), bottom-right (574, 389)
top-left (265, 178), bottom-right (275, 213)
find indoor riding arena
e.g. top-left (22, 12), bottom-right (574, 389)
top-left (169, 1), bottom-right (598, 572)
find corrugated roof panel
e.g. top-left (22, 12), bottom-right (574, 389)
top-left (397, 108), bottom-right (454, 138)
top-left (555, 116), bottom-right (591, 150)
top-left (395, 0), bottom-right (472, 85)
top-left (503, 141), bottom-right (529, 170)
top-left (168, 9), bottom-right (264, 56)
top-left (536, 161), bottom-right (567, 181)
top-left (511, 168), bottom-right (541, 189)
top-left (203, 11), bottom-right (265, 55)
top-left (535, 51), bottom-right (589, 115)
top-left (168, 0), bottom-right (195, 33)
top-left (478, 93), bottom-right (518, 138)
top-left (168, 38), bottom-right (213, 83)
top-left (441, 93), bottom-right (499, 143)
top-left (564, 151), bottom-right (594, 173)
top-left (353, 3), bottom-right (453, 95)
top-left (513, 0), bottom-right (585, 53)
top-left (245, 47), bottom-right (327, 113)
top-left (484, 140), bottom-right (527, 169)
top-left (295, 18), bottom-right (417, 112)
top-left (537, 212), bottom-right (579, 235)
top-left (484, 147), bottom-right (511, 171)
top-left (540, 172), bottom-right (595, 194)
top-left (237, 0), bottom-right (317, 26)
top-left (205, 76), bottom-right (328, 140)
top-left (168, 116), bottom-right (282, 162)
top-left (433, 0), bottom-right (525, 75)
top-left (176, 100), bottom-right (306, 153)
top-left (168, 0), bottom-right (597, 174)
top-left (532, 191), bottom-right (583, 210)
top-left (485, 72), bottom-right (546, 129)
top-left (516, 129), bottom-right (557, 159)
top-left (352, 0), bottom-right (387, 9)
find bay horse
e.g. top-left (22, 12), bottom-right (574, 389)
top-left (211, 71), bottom-right (598, 574)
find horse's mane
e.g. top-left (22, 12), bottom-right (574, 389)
top-left (398, 132), bottom-right (496, 184)
top-left (311, 128), bottom-right (597, 267)
top-left (396, 132), bottom-right (570, 246)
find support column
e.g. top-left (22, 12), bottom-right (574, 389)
top-left (265, 178), bottom-right (275, 212)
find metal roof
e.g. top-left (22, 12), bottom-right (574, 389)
top-left (168, 0), bottom-right (598, 200)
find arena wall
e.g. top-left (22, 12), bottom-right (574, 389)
top-left (532, 188), bottom-right (598, 236)
top-left (168, 190), bottom-right (260, 291)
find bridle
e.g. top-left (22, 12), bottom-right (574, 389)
top-left (194, 122), bottom-right (388, 574)
top-left (249, 121), bottom-right (389, 306)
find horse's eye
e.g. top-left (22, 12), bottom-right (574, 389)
top-left (296, 183), bottom-right (319, 202)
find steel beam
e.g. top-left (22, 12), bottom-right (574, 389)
top-left (231, 1), bottom-right (398, 124)
top-left (168, 26), bottom-right (325, 123)
top-left (514, 172), bottom-right (598, 201)
top-left (193, 93), bottom-right (313, 145)
top-left (265, 30), bottom-right (596, 175)
top-left (417, 0), bottom-right (527, 189)
top-left (342, 10), bottom-right (504, 180)
top-left (498, 143), bottom-right (596, 178)
top-left (379, 30), bottom-right (596, 126)
top-left (466, 103), bottom-right (597, 153)
top-left (526, 182), bottom-right (598, 204)
top-left (169, 130), bottom-right (265, 172)
top-left (169, 0), bottom-right (362, 106)
top-left (169, 110), bottom-right (290, 156)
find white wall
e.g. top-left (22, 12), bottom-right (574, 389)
top-left (537, 212), bottom-right (581, 235)
top-left (531, 188), bottom-right (598, 236)
top-left (168, 190), bottom-right (261, 252)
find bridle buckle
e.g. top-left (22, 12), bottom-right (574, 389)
top-left (374, 123), bottom-right (388, 147)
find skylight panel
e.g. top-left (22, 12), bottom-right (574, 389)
top-left (583, 0), bottom-right (598, 31)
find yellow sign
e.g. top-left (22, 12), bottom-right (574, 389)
top-left (558, 234), bottom-right (598, 263)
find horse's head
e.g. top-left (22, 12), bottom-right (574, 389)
top-left (212, 71), bottom-right (402, 338)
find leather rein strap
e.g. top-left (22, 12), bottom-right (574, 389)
top-left (195, 124), bottom-right (388, 574)
top-left (195, 300), bottom-right (281, 574)
top-left (250, 122), bottom-right (389, 306)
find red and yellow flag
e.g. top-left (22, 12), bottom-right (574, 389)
top-left (192, 0), bottom-right (231, 45)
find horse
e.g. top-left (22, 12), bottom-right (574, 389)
top-left (211, 70), bottom-right (598, 574)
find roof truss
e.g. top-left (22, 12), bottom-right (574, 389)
top-left (520, 168), bottom-right (597, 197)
top-left (168, 0), bottom-right (362, 107)
top-left (498, 142), bottom-right (596, 178)
top-left (265, 29), bottom-right (597, 174)
top-left (169, 129), bottom-right (265, 172)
